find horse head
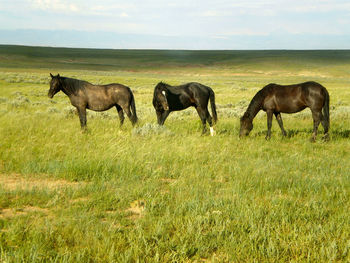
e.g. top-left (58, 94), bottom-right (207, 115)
top-left (239, 113), bottom-right (253, 137)
top-left (48, 73), bottom-right (62, 98)
top-left (154, 82), bottom-right (169, 111)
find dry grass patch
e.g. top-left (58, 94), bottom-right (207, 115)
top-left (125, 200), bottom-right (146, 220)
top-left (160, 178), bottom-right (178, 194)
top-left (0, 173), bottom-right (86, 191)
top-left (0, 206), bottom-right (49, 219)
top-left (160, 178), bottom-right (177, 184)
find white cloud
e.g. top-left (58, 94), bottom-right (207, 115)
top-left (31, 0), bottom-right (80, 13)
top-left (286, 1), bottom-right (350, 13)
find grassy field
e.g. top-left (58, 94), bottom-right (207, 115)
top-left (0, 45), bottom-right (350, 262)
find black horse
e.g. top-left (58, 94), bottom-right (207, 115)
top-left (153, 82), bottom-right (218, 135)
top-left (48, 74), bottom-right (137, 129)
top-left (240, 81), bottom-right (329, 141)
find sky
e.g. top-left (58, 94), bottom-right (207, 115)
top-left (1, 0), bottom-right (350, 49)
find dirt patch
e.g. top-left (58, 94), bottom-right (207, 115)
top-left (0, 206), bottom-right (49, 219)
top-left (0, 173), bottom-right (86, 191)
top-left (125, 200), bottom-right (146, 220)
top-left (297, 71), bottom-right (329, 78)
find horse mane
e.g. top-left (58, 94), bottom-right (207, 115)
top-left (154, 82), bottom-right (171, 96)
top-left (60, 77), bottom-right (88, 96)
top-left (155, 81), bottom-right (170, 89)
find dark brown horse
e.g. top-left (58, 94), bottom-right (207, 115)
top-left (48, 74), bottom-right (137, 129)
top-left (153, 82), bottom-right (218, 135)
top-left (240, 81), bottom-right (329, 141)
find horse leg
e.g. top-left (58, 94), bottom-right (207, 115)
top-left (320, 113), bottom-right (330, 141)
top-left (205, 109), bottom-right (215, 136)
top-left (116, 105), bottom-right (125, 127)
top-left (77, 107), bottom-right (87, 131)
top-left (123, 107), bottom-right (136, 126)
top-left (266, 110), bottom-right (273, 140)
top-left (274, 112), bottom-right (287, 137)
top-left (310, 110), bottom-right (321, 142)
top-left (196, 107), bottom-right (207, 134)
top-left (128, 105), bottom-right (137, 125)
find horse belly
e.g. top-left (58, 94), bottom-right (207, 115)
top-left (170, 104), bottom-right (191, 111)
top-left (277, 100), bottom-right (307, 113)
top-left (169, 96), bottom-right (192, 111)
top-left (87, 98), bottom-right (115, 111)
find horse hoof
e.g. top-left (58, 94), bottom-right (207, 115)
top-left (210, 127), bottom-right (216, 136)
top-left (81, 126), bottom-right (89, 134)
top-left (309, 137), bottom-right (316, 143)
top-left (265, 136), bottom-right (271, 141)
top-left (322, 134), bottom-right (330, 142)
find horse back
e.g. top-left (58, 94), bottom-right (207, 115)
top-left (164, 82), bottom-right (212, 111)
top-left (181, 82), bottom-right (212, 107)
top-left (187, 82), bottom-right (212, 94)
top-left (84, 83), bottom-right (133, 111)
top-left (262, 82), bottom-right (326, 113)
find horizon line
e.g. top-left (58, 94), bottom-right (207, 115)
top-left (1, 44), bottom-right (350, 52)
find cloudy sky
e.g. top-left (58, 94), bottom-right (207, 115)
top-left (1, 0), bottom-right (350, 49)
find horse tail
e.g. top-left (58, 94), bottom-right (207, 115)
top-left (209, 89), bottom-right (218, 123)
top-left (130, 90), bottom-right (138, 124)
top-left (322, 87), bottom-right (330, 131)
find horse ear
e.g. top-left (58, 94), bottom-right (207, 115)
top-left (57, 74), bottom-right (60, 78)
top-left (50, 73), bottom-right (54, 78)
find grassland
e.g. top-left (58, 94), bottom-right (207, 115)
top-left (0, 45), bottom-right (350, 262)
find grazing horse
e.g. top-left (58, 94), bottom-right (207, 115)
top-left (239, 81), bottom-right (330, 141)
top-left (48, 74), bottom-right (137, 129)
top-left (153, 82), bottom-right (218, 135)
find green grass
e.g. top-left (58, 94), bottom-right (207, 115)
top-left (0, 45), bottom-right (350, 262)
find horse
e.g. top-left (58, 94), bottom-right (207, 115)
top-left (239, 81), bottom-right (330, 141)
top-left (152, 82), bottom-right (218, 135)
top-left (48, 73), bottom-right (137, 130)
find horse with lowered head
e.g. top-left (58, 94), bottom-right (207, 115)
top-left (153, 82), bottom-right (218, 135)
top-left (48, 74), bottom-right (137, 130)
top-left (240, 81), bottom-right (329, 141)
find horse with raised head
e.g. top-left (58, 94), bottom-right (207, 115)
top-left (153, 82), bottom-right (218, 135)
top-left (48, 74), bottom-right (137, 129)
top-left (239, 81), bottom-right (329, 141)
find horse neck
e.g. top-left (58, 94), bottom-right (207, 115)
top-left (60, 78), bottom-right (80, 97)
top-left (244, 94), bottom-right (263, 120)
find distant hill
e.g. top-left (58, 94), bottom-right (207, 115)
top-left (0, 44), bottom-right (350, 73)
top-left (1, 29), bottom-right (350, 50)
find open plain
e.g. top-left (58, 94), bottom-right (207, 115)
top-left (0, 45), bottom-right (349, 262)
